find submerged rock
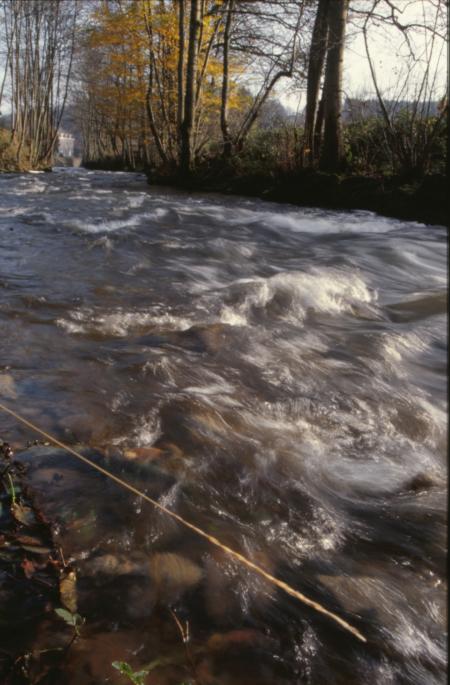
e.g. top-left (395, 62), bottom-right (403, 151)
top-left (204, 548), bottom-right (275, 625)
top-left (206, 628), bottom-right (276, 653)
top-left (0, 373), bottom-right (18, 399)
top-left (16, 443), bottom-right (176, 501)
top-left (83, 550), bottom-right (202, 605)
top-left (83, 553), bottom-right (146, 577)
top-left (405, 472), bottom-right (436, 492)
top-left (148, 552), bottom-right (203, 602)
top-left (14, 444), bottom-right (178, 559)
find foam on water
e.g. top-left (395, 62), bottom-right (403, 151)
top-left (64, 216), bottom-right (140, 233)
top-left (183, 381), bottom-right (236, 396)
top-left (57, 307), bottom-right (192, 336)
top-left (218, 268), bottom-right (375, 326)
top-left (381, 331), bottom-right (429, 363)
top-left (261, 210), bottom-right (400, 234)
top-left (56, 267), bottom-right (375, 337)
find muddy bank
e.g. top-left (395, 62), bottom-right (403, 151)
top-left (0, 440), bottom-right (76, 684)
top-left (148, 167), bottom-right (448, 227)
top-left (0, 440), bottom-right (206, 685)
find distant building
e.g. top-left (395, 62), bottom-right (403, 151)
top-left (58, 130), bottom-right (75, 157)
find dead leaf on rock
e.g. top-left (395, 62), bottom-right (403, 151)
top-left (60, 569), bottom-right (77, 614)
top-left (11, 501), bottom-right (37, 527)
top-left (123, 447), bottom-right (163, 461)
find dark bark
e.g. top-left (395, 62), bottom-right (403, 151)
top-left (177, 0), bottom-right (185, 137)
top-left (304, 0), bottom-right (329, 165)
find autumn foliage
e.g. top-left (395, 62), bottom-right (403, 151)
top-left (80, 0), bottom-right (248, 170)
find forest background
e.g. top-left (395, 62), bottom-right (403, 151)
top-left (0, 0), bottom-right (448, 224)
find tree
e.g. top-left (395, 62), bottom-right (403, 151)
top-left (320, 0), bottom-right (349, 171)
top-left (302, 0), bottom-right (349, 171)
top-left (180, 0), bottom-right (201, 172)
top-left (224, 0), bottom-right (306, 154)
top-left (1, 0), bottom-right (78, 168)
top-left (304, 0), bottom-right (329, 165)
top-left (220, 0), bottom-right (234, 157)
top-left (358, 0), bottom-right (448, 177)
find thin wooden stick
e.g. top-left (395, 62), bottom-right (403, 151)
top-left (0, 400), bottom-right (367, 642)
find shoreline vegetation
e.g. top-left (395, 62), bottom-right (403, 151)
top-left (151, 167), bottom-right (449, 228)
top-left (0, 438), bottom-right (73, 683)
top-left (0, 128), bottom-right (46, 173)
top-left (79, 159), bottom-right (448, 228)
top-left (4, 130), bottom-right (446, 227)
top-left (1, 119), bottom-right (447, 227)
top-left (3, 143), bottom-right (447, 226)
top-left (1, 0), bottom-right (447, 227)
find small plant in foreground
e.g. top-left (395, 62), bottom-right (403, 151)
top-left (54, 608), bottom-right (84, 637)
top-left (112, 661), bottom-right (150, 685)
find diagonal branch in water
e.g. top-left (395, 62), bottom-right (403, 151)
top-left (0, 400), bottom-right (367, 643)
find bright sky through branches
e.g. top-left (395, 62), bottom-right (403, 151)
top-left (281, 0), bottom-right (447, 113)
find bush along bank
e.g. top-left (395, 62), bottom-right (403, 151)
top-left (148, 165), bottom-right (449, 228)
top-left (0, 128), bottom-right (52, 173)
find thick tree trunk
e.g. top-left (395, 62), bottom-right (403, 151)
top-left (177, 0), bottom-right (185, 137)
top-left (320, 0), bottom-right (348, 172)
top-left (304, 0), bottom-right (329, 165)
top-left (220, 0), bottom-right (234, 158)
top-left (180, 0), bottom-right (201, 173)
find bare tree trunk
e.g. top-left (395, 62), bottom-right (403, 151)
top-left (180, 0), bottom-right (201, 173)
top-left (177, 0), bottom-right (185, 139)
top-left (320, 0), bottom-right (348, 172)
top-left (0, 0), bottom-right (16, 115)
top-left (220, 0), bottom-right (234, 158)
top-left (143, 3), bottom-right (170, 166)
top-left (304, 0), bottom-right (329, 165)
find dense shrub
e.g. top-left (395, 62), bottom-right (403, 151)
top-left (344, 118), bottom-right (392, 174)
top-left (344, 113), bottom-right (446, 178)
top-left (234, 125), bottom-right (302, 175)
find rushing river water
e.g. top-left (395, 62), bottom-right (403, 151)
top-left (0, 168), bottom-right (447, 684)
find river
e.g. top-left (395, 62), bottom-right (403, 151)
top-left (0, 168), bottom-right (447, 684)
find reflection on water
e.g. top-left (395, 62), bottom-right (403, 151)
top-left (0, 168), bottom-right (447, 684)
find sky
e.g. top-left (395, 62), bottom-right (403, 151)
top-left (281, 0), bottom-right (447, 113)
top-left (1, 0), bottom-right (447, 117)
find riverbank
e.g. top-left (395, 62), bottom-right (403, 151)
top-left (0, 438), bottom-right (77, 683)
top-left (0, 128), bottom-right (31, 173)
top-left (0, 128), bottom-right (52, 173)
top-left (147, 165), bottom-right (448, 228)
